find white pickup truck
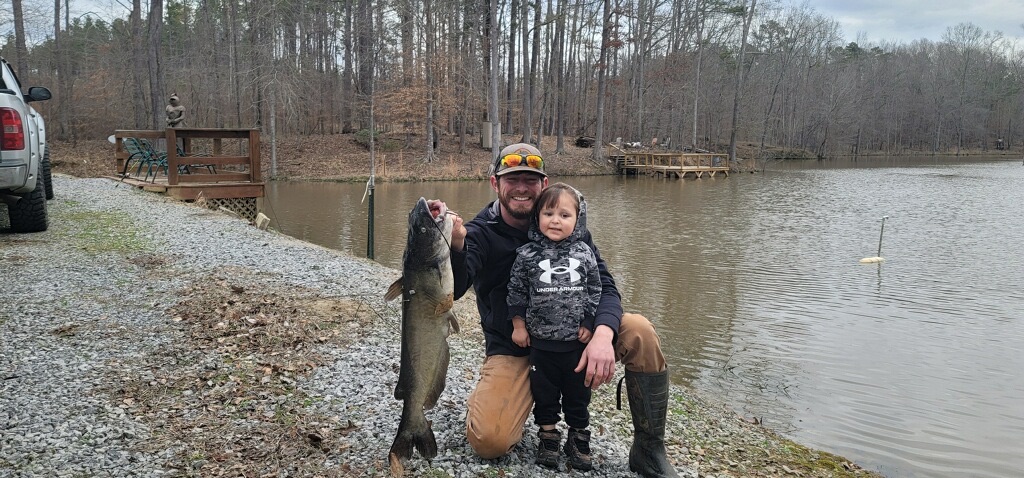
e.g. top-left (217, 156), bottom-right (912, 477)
top-left (0, 56), bottom-right (52, 232)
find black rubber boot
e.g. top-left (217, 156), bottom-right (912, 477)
top-left (563, 427), bottom-right (593, 471)
top-left (536, 428), bottom-right (561, 469)
top-left (620, 369), bottom-right (680, 478)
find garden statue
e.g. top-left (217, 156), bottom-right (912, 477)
top-left (166, 93), bottom-right (185, 128)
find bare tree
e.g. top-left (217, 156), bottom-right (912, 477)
top-left (342, 1), bottom-right (354, 133)
top-left (691, 0), bottom-right (707, 149)
top-left (125, 0), bottom-right (148, 128)
top-left (728, 0), bottom-right (757, 164)
top-left (489, 0), bottom-right (500, 163)
top-left (943, 23), bottom-right (987, 155)
top-left (593, 0), bottom-right (614, 162)
top-left (145, 0), bottom-right (165, 129)
top-left (356, 0), bottom-right (374, 121)
top-left (456, 0), bottom-right (477, 153)
top-left (505, 0), bottom-right (519, 134)
top-left (424, 0), bottom-right (437, 161)
top-left (520, 0), bottom-right (542, 145)
top-left (51, 0), bottom-right (69, 136)
top-left (12, 0), bottom-right (27, 76)
top-left (14, 0), bottom-right (1024, 161)
top-left (553, 0), bottom-right (569, 153)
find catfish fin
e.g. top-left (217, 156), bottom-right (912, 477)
top-left (385, 277), bottom-right (404, 301)
top-left (434, 293), bottom-right (454, 315)
top-left (388, 452), bottom-right (405, 477)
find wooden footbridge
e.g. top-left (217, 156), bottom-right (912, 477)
top-left (609, 150), bottom-right (731, 179)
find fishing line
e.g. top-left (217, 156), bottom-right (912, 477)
top-left (261, 195), bottom-right (281, 232)
top-left (430, 209), bottom-right (459, 251)
top-left (426, 209), bottom-right (459, 290)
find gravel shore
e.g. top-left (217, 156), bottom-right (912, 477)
top-left (1, 176), bottom-right (881, 477)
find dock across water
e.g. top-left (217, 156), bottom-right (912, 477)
top-left (610, 151), bottom-right (730, 179)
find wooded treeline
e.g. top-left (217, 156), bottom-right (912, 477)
top-left (4, 0), bottom-right (1024, 160)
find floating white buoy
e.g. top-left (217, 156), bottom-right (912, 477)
top-left (860, 216), bottom-right (889, 264)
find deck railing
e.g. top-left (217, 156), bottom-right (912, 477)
top-left (114, 128), bottom-right (261, 186)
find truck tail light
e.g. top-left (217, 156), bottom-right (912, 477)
top-left (0, 107), bottom-right (25, 150)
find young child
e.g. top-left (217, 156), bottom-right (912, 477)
top-left (506, 182), bottom-right (603, 471)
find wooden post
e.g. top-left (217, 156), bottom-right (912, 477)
top-left (114, 135), bottom-right (126, 174)
top-left (166, 128), bottom-right (179, 185)
top-left (249, 129), bottom-right (261, 182)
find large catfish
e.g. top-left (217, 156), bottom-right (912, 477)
top-left (384, 197), bottom-right (460, 476)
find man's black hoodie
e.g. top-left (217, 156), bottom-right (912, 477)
top-left (452, 199), bottom-right (623, 357)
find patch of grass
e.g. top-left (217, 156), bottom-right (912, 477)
top-left (478, 467), bottom-right (504, 478)
top-left (777, 439), bottom-right (861, 473)
top-left (55, 207), bottom-right (154, 254)
top-left (422, 467), bottom-right (454, 478)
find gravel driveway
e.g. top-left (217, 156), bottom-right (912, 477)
top-left (1, 176), bottom-right (880, 478)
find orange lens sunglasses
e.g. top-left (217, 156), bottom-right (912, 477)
top-left (500, 153), bottom-right (543, 169)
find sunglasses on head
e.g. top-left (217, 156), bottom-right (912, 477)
top-left (500, 153), bottom-right (543, 169)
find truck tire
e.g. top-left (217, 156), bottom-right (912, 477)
top-left (8, 164), bottom-right (48, 233)
top-left (42, 146), bottom-right (54, 200)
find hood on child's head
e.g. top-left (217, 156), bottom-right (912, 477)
top-left (528, 182), bottom-right (589, 243)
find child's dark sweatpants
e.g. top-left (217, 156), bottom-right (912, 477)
top-left (529, 346), bottom-right (591, 429)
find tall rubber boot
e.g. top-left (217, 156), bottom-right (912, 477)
top-left (619, 369), bottom-right (680, 478)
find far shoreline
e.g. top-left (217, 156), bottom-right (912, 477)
top-left (49, 133), bottom-right (1022, 183)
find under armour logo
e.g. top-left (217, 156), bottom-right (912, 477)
top-left (538, 258), bottom-right (582, 284)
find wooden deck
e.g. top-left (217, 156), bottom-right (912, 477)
top-left (611, 151), bottom-right (731, 179)
top-left (114, 175), bottom-right (265, 201)
top-left (110, 128), bottom-right (264, 201)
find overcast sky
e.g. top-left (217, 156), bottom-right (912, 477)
top-left (7, 0), bottom-right (1024, 48)
top-left (805, 0), bottom-right (1024, 44)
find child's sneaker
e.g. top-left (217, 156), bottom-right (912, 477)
top-left (564, 427), bottom-right (593, 471)
top-left (536, 428), bottom-right (561, 468)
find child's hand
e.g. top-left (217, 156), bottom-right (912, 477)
top-left (578, 326), bottom-right (593, 343)
top-left (513, 327), bottom-right (531, 348)
top-left (511, 316), bottom-right (530, 348)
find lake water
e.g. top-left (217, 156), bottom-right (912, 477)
top-left (263, 157), bottom-right (1024, 478)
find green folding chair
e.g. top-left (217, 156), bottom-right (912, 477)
top-left (123, 138), bottom-right (168, 182)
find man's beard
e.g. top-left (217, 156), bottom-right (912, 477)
top-left (499, 194), bottom-right (533, 220)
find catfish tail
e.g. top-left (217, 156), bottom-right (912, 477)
top-left (389, 410), bottom-right (438, 461)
